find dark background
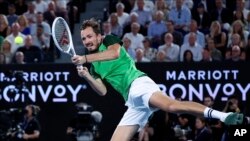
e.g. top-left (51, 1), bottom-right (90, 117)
top-left (0, 62), bottom-right (250, 141)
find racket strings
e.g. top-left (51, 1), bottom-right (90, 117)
top-left (54, 20), bottom-right (70, 51)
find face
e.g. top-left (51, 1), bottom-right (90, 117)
top-left (195, 118), bottom-right (205, 129)
top-left (81, 27), bottom-right (101, 52)
top-left (203, 97), bottom-right (213, 107)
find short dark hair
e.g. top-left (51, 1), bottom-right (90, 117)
top-left (81, 18), bottom-right (101, 34)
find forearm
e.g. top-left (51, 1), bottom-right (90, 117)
top-left (25, 131), bottom-right (40, 139)
top-left (86, 44), bottom-right (120, 63)
top-left (85, 77), bottom-right (107, 96)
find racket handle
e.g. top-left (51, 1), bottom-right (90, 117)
top-left (77, 65), bottom-right (83, 70)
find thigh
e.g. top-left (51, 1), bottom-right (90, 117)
top-left (111, 125), bottom-right (139, 141)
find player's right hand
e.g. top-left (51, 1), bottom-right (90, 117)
top-left (71, 55), bottom-right (86, 65)
top-left (77, 66), bottom-right (90, 78)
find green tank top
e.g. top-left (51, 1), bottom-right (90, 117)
top-left (90, 35), bottom-right (145, 101)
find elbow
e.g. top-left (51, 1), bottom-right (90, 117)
top-left (99, 89), bottom-right (107, 96)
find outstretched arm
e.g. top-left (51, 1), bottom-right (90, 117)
top-left (71, 43), bottom-right (120, 65)
top-left (77, 66), bottom-right (107, 96)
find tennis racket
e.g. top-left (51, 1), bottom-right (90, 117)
top-left (52, 17), bottom-right (83, 68)
top-left (52, 17), bottom-right (76, 56)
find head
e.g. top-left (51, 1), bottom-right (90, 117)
top-left (155, 10), bottom-right (164, 22)
top-left (137, 0), bottom-right (145, 10)
top-left (202, 47), bottom-right (211, 61)
top-left (156, 50), bottom-right (166, 62)
top-left (231, 45), bottom-right (241, 59)
top-left (17, 15), bottom-right (29, 27)
top-left (24, 105), bottom-right (40, 118)
top-left (0, 14), bottom-right (9, 27)
top-left (11, 22), bottom-right (21, 35)
top-left (25, 35), bottom-right (33, 47)
top-left (183, 50), bottom-right (193, 62)
top-left (131, 22), bottom-right (140, 34)
top-left (207, 38), bottom-right (215, 50)
top-left (81, 19), bottom-right (102, 53)
top-left (166, 20), bottom-right (174, 32)
top-left (110, 13), bottom-right (119, 25)
top-left (15, 51), bottom-right (24, 64)
top-left (164, 33), bottom-right (173, 46)
top-left (116, 2), bottom-right (125, 15)
top-left (189, 20), bottom-right (198, 32)
top-left (122, 37), bottom-right (131, 49)
top-left (36, 12), bottom-right (44, 24)
top-left (203, 95), bottom-right (214, 107)
top-left (188, 32), bottom-right (197, 46)
top-left (130, 12), bottom-right (139, 23)
top-left (102, 21), bottom-right (111, 34)
top-left (195, 117), bottom-right (206, 130)
top-left (142, 37), bottom-right (151, 48)
top-left (1, 39), bottom-right (11, 53)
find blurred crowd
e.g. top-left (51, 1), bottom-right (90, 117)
top-left (1, 0), bottom-right (250, 64)
top-left (107, 0), bottom-right (250, 63)
top-left (0, 0), bottom-right (82, 64)
top-left (135, 94), bottom-right (249, 141)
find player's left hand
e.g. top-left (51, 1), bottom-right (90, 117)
top-left (71, 55), bottom-right (86, 65)
top-left (23, 133), bottom-right (29, 140)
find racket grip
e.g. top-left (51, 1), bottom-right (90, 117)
top-left (77, 65), bottom-right (83, 69)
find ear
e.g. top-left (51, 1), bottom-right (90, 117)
top-left (97, 34), bottom-right (102, 43)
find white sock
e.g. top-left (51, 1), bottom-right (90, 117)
top-left (204, 107), bottom-right (231, 122)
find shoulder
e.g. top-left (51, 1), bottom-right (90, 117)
top-left (103, 35), bottom-right (122, 47)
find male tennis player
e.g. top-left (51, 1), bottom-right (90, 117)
top-left (71, 19), bottom-right (248, 141)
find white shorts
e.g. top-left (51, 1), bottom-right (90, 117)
top-left (118, 76), bottom-right (161, 130)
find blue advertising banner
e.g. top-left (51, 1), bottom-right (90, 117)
top-left (0, 62), bottom-right (250, 141)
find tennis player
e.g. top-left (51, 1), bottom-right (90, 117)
top-left (71, 19), bottom-right (246, 141)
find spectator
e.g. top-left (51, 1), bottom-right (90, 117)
top-left (210, 0), bottom-right (233, 32)
top-left (183, 49), bottom-right (194, 62)
top-left (135, 48), bottom-right (150, 62)
top-left (109, 13), bottom-right (123, 38)
top-left (155, 50), bottom-right (167, 62)
top-left (161, 20), bottom-right (184, 47)
top-left (200, 47), bottom-right (213, 62)
top-left (206, 38), bottom-right (223, 61)
top-left (147, 10), bottom-right (167, 48)
top-left (142, 37), bottom-right (157, 61)
top-left (1, 39), bottom-right (13, 64)
top-left (15, 0), bottom-right (28, 15)
top-left (33, 0), bottom-right (48, 13)
top-left (228, 33), bottom-right (244, 49)
top-left (12, 51), bottom-right (25, 64)
top-left (17, 15), bottom-right (31, 35)
top-left (131, 0), bottom-right (153, 28)
top-left (114, 2), bottom-right (130, 28)
top-left (235, 0), bottom-right (249, 20)
top-left (194, 117), bottom-right (212, 141)
top-left (123, 37), bottom-right (136, 60)
top-left (23, 2), bottom-right (37, 24)
top-left (0, 14), bottom-right (11, 38)
top-left (227, 20), bottom-right (249, 48)
top-left (16, 35), bottom-right (43, 63)
top-left (152, 0), bottom-right (169, 20)
top-left (168, 0), bottom-right (191, 34)
top-left (205, 21), bottom-right (227, 57)
top-left (183, 20), bottom-right (205, 48)
top-left (158, 33), bottom-right (180, 62)
top-left (191, 2), bottom-right (211, 34)
top-left (5, 22), bottom-right (26, 54)
top-left (123, 22), bottom-right (144, 51)
top-left (123, 12), bottom-right (147, 36)
top-left (180, 32), bottom-right (203, 61)
top-left (101, 21), bottom-right (112, 37)
top-left (43, 1), bottom-right (67, 27)
top-left (228, 45), bottom-right (243, 62)
top-left (7, 4), bottom-right (18, 27)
